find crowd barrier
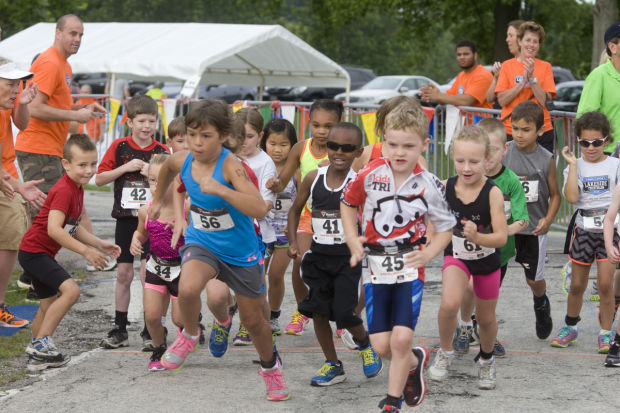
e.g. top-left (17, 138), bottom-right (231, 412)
top-left (81, 95), bottom-right (578, 230)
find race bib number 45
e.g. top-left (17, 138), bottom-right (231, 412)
top-left (367, 252), bottom-right (418, 284)
top-left (121, 181), bottom-right (151, 210)
top-left (312, 210), bottom-right (345, 244)
top-left (190, 204), bottom-right (235, 231)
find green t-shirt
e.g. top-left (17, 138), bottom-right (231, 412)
top-left (488, 165), bottom-right (529, 266)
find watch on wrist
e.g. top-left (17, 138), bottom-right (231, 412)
top-left (531, 77), bottom-right (538, 84)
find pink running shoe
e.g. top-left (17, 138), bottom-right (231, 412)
top-left (285, 311), bottom-right (309, 336)
top-left (336, 329), bottom-right (344, 338)
top-left (258, 361), bottom-right (290, 401)
top-left (161, 328), bottom-right (201, 371)
top-left (148, 346), bottom-right (166, 371)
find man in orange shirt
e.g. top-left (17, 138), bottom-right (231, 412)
top-left (420, 40), bottom-right (493, 109)
top-left (0, 62), bottom-right (47, 327)
top-left (15, 14), bottom-right (105, 195)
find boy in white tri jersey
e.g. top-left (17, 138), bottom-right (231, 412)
top-left (342, 105), bottom-right (455, 412)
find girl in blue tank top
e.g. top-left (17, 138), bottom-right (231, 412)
top-left (148, 100), bottom-right (290, 402)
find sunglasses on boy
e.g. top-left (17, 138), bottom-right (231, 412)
top-left (577, 137), bottom-right (607, 148)
top-left (326, 141), bottom-right (359, 153)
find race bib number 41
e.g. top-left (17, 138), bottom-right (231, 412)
top-left (121, 181), bottom-right (151, 210)
top-left (367, 252), bottom-right (418, 284)
top-left (190, 204), bottom-right (235, 231)
top-left (312, 210), bottom-right (344, 244)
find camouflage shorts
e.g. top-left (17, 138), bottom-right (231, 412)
top-left (15, 151), bottom-right (64, 194)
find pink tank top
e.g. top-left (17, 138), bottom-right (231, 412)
top-left (145, 202), bottom-right (185, 259)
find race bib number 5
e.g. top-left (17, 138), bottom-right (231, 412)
top-left (582, 208), bottom-right (606, 231)
top-left (190, 204), bottom-right (235, 231)
top-left (146, 256), bottom-right (181, 281)
top-left (367, 253), bottom-right (418, 284)
top-left (312, 210), bottom-right (344, 244)
top-left (452, 235), bottom-right (494, 260)
top-left (121, 181), bottom-right (151, 210)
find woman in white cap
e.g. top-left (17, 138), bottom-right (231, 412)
top-left (0, 59), bottom-right (46, 329)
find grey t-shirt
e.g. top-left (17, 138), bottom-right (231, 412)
top-left (111, 78), bottom-right (129, 100)
top-left (563, 156), bottom-right (620, 232)
top-left (503, 141), bottom-right (552, 235)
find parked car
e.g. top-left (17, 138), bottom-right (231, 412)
top-left (264, 66), bottom-right (376, 101)
top-left (73, 73), bottom-right (107, 94)
top-left (551, 80), bottom-right (584, 112)
top-left (159, 82), bottom-right (257, 102)
top-left (334, 75), bottom-right (439, 104)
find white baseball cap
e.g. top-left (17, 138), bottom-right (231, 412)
top-left (0, 62), bottom-right (34, 80)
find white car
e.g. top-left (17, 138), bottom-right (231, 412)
top-left (335, 75), bottom-right (439, 104)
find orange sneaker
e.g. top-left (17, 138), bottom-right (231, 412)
top-left (0, 304), bottom-right (29, 328)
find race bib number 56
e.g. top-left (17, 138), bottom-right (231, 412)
top-left (190, 204), bottom-right (235, 231)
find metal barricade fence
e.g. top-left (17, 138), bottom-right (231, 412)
top-left (89, 96), bottom-right (578, 230)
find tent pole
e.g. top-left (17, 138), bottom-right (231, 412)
top-left (235, 54), bottom-right (265, 101)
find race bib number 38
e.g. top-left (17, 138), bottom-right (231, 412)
top-left (121, 181), bottom-right (151, 210)
top-left (273, 192), bottom-right (293, 213)
top-left (368, 252), bottom-right (418, 284)
top-left (452, 235), bottom-right (494, 260)
top-left (312, 210), bottom-right (344, 244)
top-left (190, 204), bottom-right (235, 231)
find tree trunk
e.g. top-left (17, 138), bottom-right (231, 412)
top-left (492, 0), bottom-right (521, 62)
top-left (592, 0), bottom-right (619, 70)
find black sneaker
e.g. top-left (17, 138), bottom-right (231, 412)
top-left (26, 353), bottom-right (71, 372)
top-left (534, 299), bottom-right (553, 339)
top-left (141, 327), bottom-right (154, 352)
top-left (17, 273), bottom-right (31, 290)
top-left (403, 346), bottom-right (428, 407)
top-left (100, 326), bottom-right (129, 349)
top-left (378, 397), bottom-right (401, 413)
top-left (199, 323), bottom-right (206, 345)
top-left (605, 342), bottom-right (620, 367)
top-left (25, 287), bottom-right (39, 302)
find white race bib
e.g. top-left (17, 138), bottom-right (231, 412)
top-left (190, 204), bottom-right (235, 231)
top-left (581, 208), bottom-right (606, 231)
top-left (452, 235), bottom-right (494, 260)
top-left (312, 210), bottom-right (345, 244)
top-left (367, 252), bottom-right (418, 284)
top-left (519, 177), bottom-right (539, 203)
top-left (146, 255), bottom-right (181, 282)
top-left (503, 196), bottom-right (512, 220)
top-left (273, 193), bottom-right (293, 213)
top-left (121, 181), bottom-right (151, 210)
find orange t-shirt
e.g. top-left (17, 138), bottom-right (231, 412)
top-left (77, 97), bottom-right (103, 140)
top-left (495, 57), bottom-right (556, 134)
top-left (15, 46), bottom-right (73, 157)
top-left (447, 64), bottom-right (493, 109)
top-left (0, 110), bottom-right (18, 179)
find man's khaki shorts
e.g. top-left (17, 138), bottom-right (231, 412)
top-left (0, 191), bottom-right (29, 250)
top-left (16, 151), bottom-right (64, 194)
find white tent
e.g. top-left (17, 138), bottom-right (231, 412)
top-left (0, 22), bottom-right (350, 96)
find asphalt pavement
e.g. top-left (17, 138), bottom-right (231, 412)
top-left (1, 189), bottom-right (619, 412)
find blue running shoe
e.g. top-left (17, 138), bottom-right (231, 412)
top-left (209, 320), bottom-right (232, 357)
top-left (453, 325), bottom-right (472, 354)
top-left (311, 361), bottom-right (346, 386)
top-left (358, 343), bottom-right (382, 378)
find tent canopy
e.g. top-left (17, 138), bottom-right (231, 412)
top-left (0, 22), bottom-right (350, 90)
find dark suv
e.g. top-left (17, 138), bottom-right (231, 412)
top-left (264, 66), bottom-right (376, 101)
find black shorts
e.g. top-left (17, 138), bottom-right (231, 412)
top-left (298, 250), bottom-right (362, 329)
top-left (145, 270), bottom-right (180, 298)
top-left (500, 263), bottom-right (508, 285)
top-left (18, 250), bottom-right (71, 299)
top-left (115, 217), bottom-right (148, 263)
top-left (568, 227), bottom-right (620, 265)
top-left (514, 233), bottom-right (547, 281)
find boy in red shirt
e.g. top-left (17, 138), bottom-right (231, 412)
top-left (19, 134), bottom-right (120, 371)
top-left (96, 96), bottom-right (169, 349)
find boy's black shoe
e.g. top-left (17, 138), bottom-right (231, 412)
top-left (605, 342), bottom-right (620, 367)
top-left (404, 346), bottom-right (429, 406)
top-left (378, 397), bottom-right (400, 413)
top-left (26, 353), bottom-right (71, 372)
top-left (141, 327), bottom-right (154, 352)
top-left (534, 300), bottom-right (553, 339)
top-left (100, 326), bottom-right (129, 349)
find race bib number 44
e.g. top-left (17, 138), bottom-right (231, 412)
top-left (367, 252), bottom-right (418, 284)
top-left (519, 176), bottom-right (539, 203)
top-left (146, 256), bottom-right (181, 281)
top-left (312, 210), bottom-right (344, 244)
top-left (452, 235), bottom-right (494, 260)
top-left (121, 181), bottom-right (151, 210)
top-left (190, 204), bottom-right (235, 231)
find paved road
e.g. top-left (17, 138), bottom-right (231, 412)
top-left (1, 190), bottom-right (619, 412)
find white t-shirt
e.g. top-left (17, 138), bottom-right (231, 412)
top-left (244, 150), bottom-right (277, 243)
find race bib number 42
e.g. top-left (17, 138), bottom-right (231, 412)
top-left (190, 204), bottom-right (235, 231)
top-left (121, 181), bottom-right (151, 210)
top-left (312, 210), bottom-right (344, 244)
top-left (367, 252), bottom-right (418, 284)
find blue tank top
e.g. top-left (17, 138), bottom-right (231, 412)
top-left (182, 148), bottom-right (260, 266)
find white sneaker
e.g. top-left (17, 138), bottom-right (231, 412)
top-left (86, 258), bottom-right (117, 272)
top-left (340, 330), bottom-right (359, 350)
top-left (269, 318), bottom-right (281, 336)
top-left (428, 348), bottom-right (454, 382)
top-left (476, 357), bottom-right (496, 390)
